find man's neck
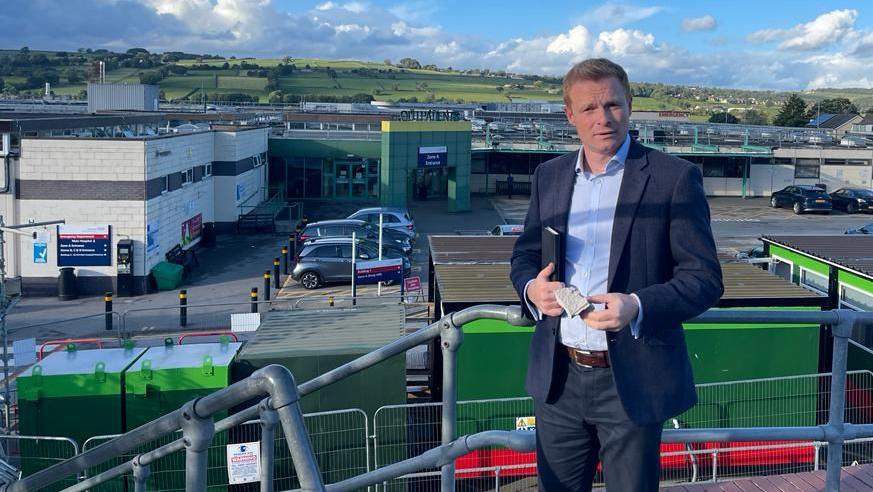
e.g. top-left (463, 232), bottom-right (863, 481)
top-left (582, 147), bottom-right (612, 175)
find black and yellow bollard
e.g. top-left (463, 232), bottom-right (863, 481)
top-left (104, 292), bottom-right (113, 331)
top-left (328, 296), bottom-right (335, 307)
top-left (179, 290), bottom-right (188, 327)
top-left (281, 247), bottom-right (289, 275)
top-left (250, 287), bottom-right (259, 313)
top-left (273, 258), bottom-right (281, 289)
top-left (263, 270), bottom-right (271, 301)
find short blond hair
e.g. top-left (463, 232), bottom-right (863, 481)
top-left (563, 58), bottom-right (632, 106)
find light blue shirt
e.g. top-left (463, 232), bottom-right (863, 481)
top-left (525, 134), bottom-right (643, 350)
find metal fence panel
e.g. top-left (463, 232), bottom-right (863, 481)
top-left (81, 409), bottom-right (368, 491)
top-left (0, 435), bottom-right (78, 492)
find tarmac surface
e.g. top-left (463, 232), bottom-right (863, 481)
top-left (6, 195), bottom-right (502, 343)
top-left (8, 192), bottom-right (869, 343)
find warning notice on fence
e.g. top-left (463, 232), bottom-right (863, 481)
top-left (226, 442), bottom-right (260, 484)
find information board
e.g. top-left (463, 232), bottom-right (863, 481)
top-left (226, 442), bottom-right (260, 484)
top-left (418, 146), bottom-right (448, 168)
top-left (355, 258), bottom-right (403, 285)
top-left (57, 225), bottom-right (111, 266)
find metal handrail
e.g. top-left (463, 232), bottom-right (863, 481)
top-left (6, 306), bottom-right (873, 492)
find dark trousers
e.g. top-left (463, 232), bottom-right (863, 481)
top-left (535, 350), bottom-right (663, 491)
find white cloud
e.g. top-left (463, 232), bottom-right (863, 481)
top-left (586, 3), bottom-right (663, 28)
top-left (546, 26), bottom-right (591, 55)
top-left (315, 2), bottom-right (336, 10)
top-left (342, 2), bottom-right (367, 14)
top-left (594, 28), bottom-right (656, 55)
top-left (747, 9), bottom-right (858, 51)
top-left (682, 15), bottom-right (716, 32)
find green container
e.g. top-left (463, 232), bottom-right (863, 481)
top-left (234, 306), bottom-right (407, 486)
top-left (457, 319), bottom-right (533, 401)
top-left (122, 340), bottom-right (242, 491)
top-left (17, 346), bottom-right (147, 483)
top-left (151, 261), bottom-right (184, 290)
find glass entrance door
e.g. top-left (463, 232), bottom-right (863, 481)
top-left (335, 163), bottom-right (351, 197)
top-left (334, 161), bottom-right (369, 199)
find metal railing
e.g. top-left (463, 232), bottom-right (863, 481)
top-left (4, 306), bottom-right (873, 492)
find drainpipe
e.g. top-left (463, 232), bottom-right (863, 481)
top-left (1, 152), bottom-right (17, 194)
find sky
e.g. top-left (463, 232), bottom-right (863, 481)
top-left (3, 0), bottom-right (873, 91)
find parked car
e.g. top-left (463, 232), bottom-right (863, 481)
top-left (830, 188), bottom-right (873, 214)
top-left (299, 219), bottom-right (412, 254)
top-left (769, 185), bottom-right (832, 215)
top-left (292, 237), bottom-right (411, 289)
top-left (304, 235), bottom-right (407, 259)
top-left (845, 222), bottom-right (873, 235)
top-left (347, 207), bottom-right (415, 239)
top-left (490, 224), bottom-right (524, 236)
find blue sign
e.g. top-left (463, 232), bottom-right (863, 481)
top-left (418, 146), bottom-right (447, 168)
top-left (57, 225), bottom-right (112, 267)
top-left (355, 258), bottom-right (403, 285)
top-left (33, 243), bottom-right (47, 263)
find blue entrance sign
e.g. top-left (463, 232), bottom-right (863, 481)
top-left (418, 146), bottom-right (447, 168)
top-left (355, 258), bottom-right (403, 285)
top-left (57, 225), bottom-right (112, 267)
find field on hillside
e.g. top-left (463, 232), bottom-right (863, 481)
top-left (2, 50), bottom-right (870, 121)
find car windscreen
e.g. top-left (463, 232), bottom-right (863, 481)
top-left (855, 190), bottom-right (873, 198)
top-left (800, 188), bottom-right (827, 197)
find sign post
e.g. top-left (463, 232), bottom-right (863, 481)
top-left (351, 232), bottom-right (357, 306)
top-left (377, 213), bottom-right (383, 296)
top-left (355, 258), bottom-right (403, 286)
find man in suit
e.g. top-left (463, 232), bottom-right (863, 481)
top-left (510, 58), bottom-right (723, 491)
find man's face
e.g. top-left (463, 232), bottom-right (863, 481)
top-left (564, 77), bottom-right (632, 157)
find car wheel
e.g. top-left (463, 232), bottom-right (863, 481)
top-left (847, 202), bottom-right (859, 214)
top-left (300, 271), bottom-right (321, 290)
top-left (793, 202), bottom-right (802, 215)
top-left (770, 196), bottom-right (778, 208)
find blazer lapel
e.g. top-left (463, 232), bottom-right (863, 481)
top-left (551, 150), bottom-right (579, 235)
top-left (608, 142), bottom-right (650, 291)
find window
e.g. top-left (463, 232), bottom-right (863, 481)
top-left (774, 157), bottom-right (793, 165)
top-left (309, 246), bottom-right (339, 258)
top-left (181, 168), bottom-right (194, 185)
top-left (800, 269), bottom-right (829, 295)
top-left (340, 245), bottom-right (353, 258)
top-left (824, 159), bottom-right (846, 166)
top-left (772, 257), bottom-right (793, 283)
top-left (322, 225), bottom-right (343, 236)
top-left (204, 164), bottom-right (213, 177)
top-left (840, 284), bottom-right (873, 311)
top-left (161, 176), bottom-right (169, 194)
top-left (847, 160), bottom-right (870, 166)
top-left (795, 164), bottom-right (820, 179)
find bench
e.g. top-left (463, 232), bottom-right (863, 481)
top-left (165, 244), bottom-right (199, 276)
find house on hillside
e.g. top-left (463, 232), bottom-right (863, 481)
top-left (851, 114), bottom-right (873, 135)
top-left (806, 113), bottom-right (863, 138)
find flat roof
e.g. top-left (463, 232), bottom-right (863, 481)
top-left (762, 235), bottom-right (873, 279)
top-left (434, 263), bottom-right (518, 304)
top-left (433, 261), bottom-right (822, 308)
top-left (428, 235), bottom-right (517, 264)
top-left (0, 111), bottom-right (167, 132)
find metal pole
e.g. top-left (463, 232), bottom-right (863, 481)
top-left (825, 315), bottom-right (854, 490)
top-left (179, 290), bottom-right (188, 327)
top-left (259, 401), bottom-right (279, 492)
top-left (180, 400), bottom-right (215, 492)
top-left (377, 214), bottom-right (383, 297)
top-left (273, 258), bottom-right (281, 289)
top-left (105, 292), bottom-right (113, 331)
top-left (440, 316), bottom-right (463, 492)
top-left (0, 220), bottom-right (7, 429)
top-left (251, 287), bottom-right (259, 313)
top-left (274, 404), bottom-right (326, 492)
top-left (264, 271), bottom-right (271, 302)
top-left (351, 232), bottom-right (356, 307)
top-left (132, 457), bottom-right (150, 492)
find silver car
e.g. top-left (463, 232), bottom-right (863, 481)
top-left (292, 237), bottom-right (411, 289)
top-left (347, 207), bottom-right (415, 240)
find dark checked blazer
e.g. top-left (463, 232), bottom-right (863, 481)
top-left (510, 139), bottom-right (723, 425)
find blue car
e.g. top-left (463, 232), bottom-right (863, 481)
top-left (770, 185), bottom-right (832, 215)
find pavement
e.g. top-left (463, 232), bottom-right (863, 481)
top-left (6, 195), bottom-right (504, 343)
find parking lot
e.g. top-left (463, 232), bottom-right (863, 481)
top-left (490, 195), bottom-right (873, 256)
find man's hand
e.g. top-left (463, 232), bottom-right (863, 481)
top-left (527, 263), bottom-right (564, 317)
top-left (583, 293), bottom-right (639, 331)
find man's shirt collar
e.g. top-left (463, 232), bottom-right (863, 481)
top-left (575, 134), bottom-right (631, 178)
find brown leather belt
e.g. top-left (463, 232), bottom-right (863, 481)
top-left (566, 346), bottom-right (609, 368)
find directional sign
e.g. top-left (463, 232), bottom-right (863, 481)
top-left (57, 225), bottom-right (111, 267)
top-left (418, 146), bottom-right (447, 168)
top-left (355, 258), bottom-right (403, 285)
